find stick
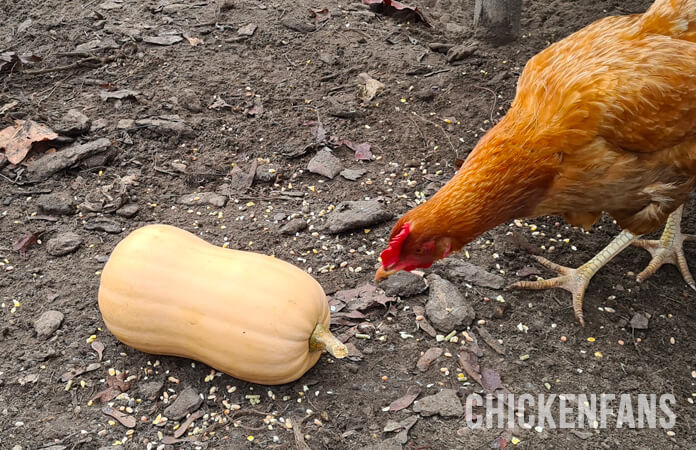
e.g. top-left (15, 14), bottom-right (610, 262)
top-left (23, 54), bottom-right (122, 75)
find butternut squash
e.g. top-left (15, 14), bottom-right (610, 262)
top-left (98, 224), bottom-right (347, 385)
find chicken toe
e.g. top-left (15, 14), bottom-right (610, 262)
top-left (509, 229), bottom-right (639, 326)
top-left (634, 206), bottom-right (696, 290)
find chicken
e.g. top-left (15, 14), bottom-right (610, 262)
top-left (375, 0), bottom-right (696, 325)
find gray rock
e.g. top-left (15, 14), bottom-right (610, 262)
top-left (84, 217), bottom-right (122, 234)
top-left (34, 310), bottom-right (64, 340)
top-left (340, 168), bottom-right (367, 181)
top-left (307, 149), bottom-right (343, 179)
top-left (163, 387), bottom-right (203, 420)
top-left (379, 271), bottom-right (428, 297)
top-left (254, 166), bottom-right (277, 183)
top-left (46, 232), bottom-right (82, 256)
top-left (138, 380), bottom-right (164, 401)
top-left (115, 203), bottom-right (139, 218)
top-left (117, 119), bottom-right (135, 130)
top-left (27, 138), bottom-right (111, 181)
top-left (360, 438), bottom-right (402, 450)
top-left (412, 389), bottom-right (463, 417)
top-left (434, 259), bottom-right (505, 289)
top-left (324, 199), bottom-right (392, 234)
top-left (237, 23), bottom-right (258, 36)
top-left (179, 89), bottom-right (203, 113)
top-left (179, 192), bottom-right (227, 208)
top-left (425, 274), bottom-right (475, 332)
top-left (134, 115), bottom-right (193, 137)
top-left (630, 312), bottom-right (650, 330)
top-left (37, 192), bottom-right (75, 216)
top-left (280, 218), bottom-right (308, 235)
top-left (55, 109), bottom-right (91, 136)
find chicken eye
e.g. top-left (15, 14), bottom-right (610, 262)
top-left (415, 248), bottom-right (422, 254)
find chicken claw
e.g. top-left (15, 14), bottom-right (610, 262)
top-left (633, 206), bottom-right (696, 290)
top-left (509, 229), bottom-right (639, 326)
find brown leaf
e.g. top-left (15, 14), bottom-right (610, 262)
top-left (416, 347), bottom-right (443, 372)
top-left (333, 283), bottom-right (395, 312)
top-left (106, 373), bottom-right (131, 392)
top-left (90, 387), bottom-right (120, 404)
top-left (12, 232), bottom-right (39, 256)
top-left (174, 410), bottom-right (204, 438)
top-left (60, 368), bottom-right (86, 382)
top-left (459, 349), bottom-right (482, 386)
top-left (362, 0), bottom-right (431, 27)
top-left (476, 326), bottom-right (505, 355)
top-left (183, 33), bottom-right (203, 46)
top-left (243, 98), bottom-right (264, 117)
top-left (340, 139), bottom-right (373, 161)
top-left (481, 367), bottom-right (504, 393)
top-left (389, 386), bottom-right (421, 412)
top-left (102, 406), bottom-right (136, 428)
top-left (208, 96), bottom-right (232, 110)
top-left (308, 7), bottom-right (331, 24)
top-left (91, 340), bottom-right (105, 361)
top-left (0, 120), bottom-right (58, 164)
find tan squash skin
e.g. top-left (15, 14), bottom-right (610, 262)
top-left (98, 224), bottom-right (341, 385)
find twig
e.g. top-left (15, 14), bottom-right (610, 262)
top-left (474, 84), bottom-right (498, 124)
top-left (0, 172), bottom-right (20, 184)
top-left (153, 166), bottom-right (178, 176)
top-left (23, 54), bottom-right (122, 75)
top-left (283, 54), bottom-right (297, 67)
top-left (411, 112), bottom-right (457, 157)
top-left (423, 69), bottom-right (449, 78)
top-left (291, 416), bottom-right (311, 450)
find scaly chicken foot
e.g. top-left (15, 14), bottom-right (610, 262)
top-left (633, 206), bottom-right (696, 291)
top-left (509, 229), bottom-right (639, 326)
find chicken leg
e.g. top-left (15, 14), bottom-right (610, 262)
top-left (633, 205), bottom-right (696, 291)
top-left (509, 230), bottom-right (639, 326)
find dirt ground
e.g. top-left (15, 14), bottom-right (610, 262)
top-left (1, 0), bottom-right (695, 448)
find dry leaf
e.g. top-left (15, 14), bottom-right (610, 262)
top-left (91, 340), bottom-right (105, 361)
top-left (0, 120), bottom-right (58, 164)
top-left (102, 406), bottom-right (136, 428)
top-left (388, 386), bottom-right (421, 412)
top-left (361, 0), bottom-right (431, 27)
top-left (357, 73), bottom-right (385, 102)
top-left (12, 232), bottom-right (39, 256)
top-left (183, 33), bottom-right (203, 46)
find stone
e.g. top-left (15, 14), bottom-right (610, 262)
top-left (412, 389), bottom-right (463, 417)
top-left (425, 274), bottom-right (475, 332)
top-left (37, 192), bottom-right (75, 216)
top-left (178, 192), bottom-right (227, 208)
top-left (27, 138), bottom-right (111, 181)
top-left (340, 168), bottom-right (367, 181)
top-left (55, 109), bottom-right (91, 136)
top-left (280, 218), bottom-right (308, 235)
top-left (34, 310), bottom-right (64, 340)
top-left (254, 166), bottom-right (277, 183)
top-left (434, 259), bottom-right (505, 289)
top-left (115, 203), bottom-right (139, 218)
top-left (46, 232), bottom-right (82, 256)
top-left (323, 199), bottom-right (392, 234)
top-left (630, 312), bottom-right (650, 330)
top-left (307, 149), bottom-right (343, 179)
top-left (138, 380), bottom-right (164, 401)
top-left (163, 387), bottom-right (203, 420)
top-left (84, 217), bottom-right (122, 234)
top-left (378, 271), bottom-right (428, 297)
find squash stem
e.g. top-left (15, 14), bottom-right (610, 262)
top-left (309, 323), bottom-right (348, 359)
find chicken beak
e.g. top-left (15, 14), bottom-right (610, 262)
top-left (375, 266), bottom-right (396, 282)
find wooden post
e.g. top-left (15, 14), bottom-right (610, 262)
top-left (474, 0), bottom-right (522, 45)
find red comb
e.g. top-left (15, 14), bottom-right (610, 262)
top-left (379, 222), bottom-right (411, 267)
